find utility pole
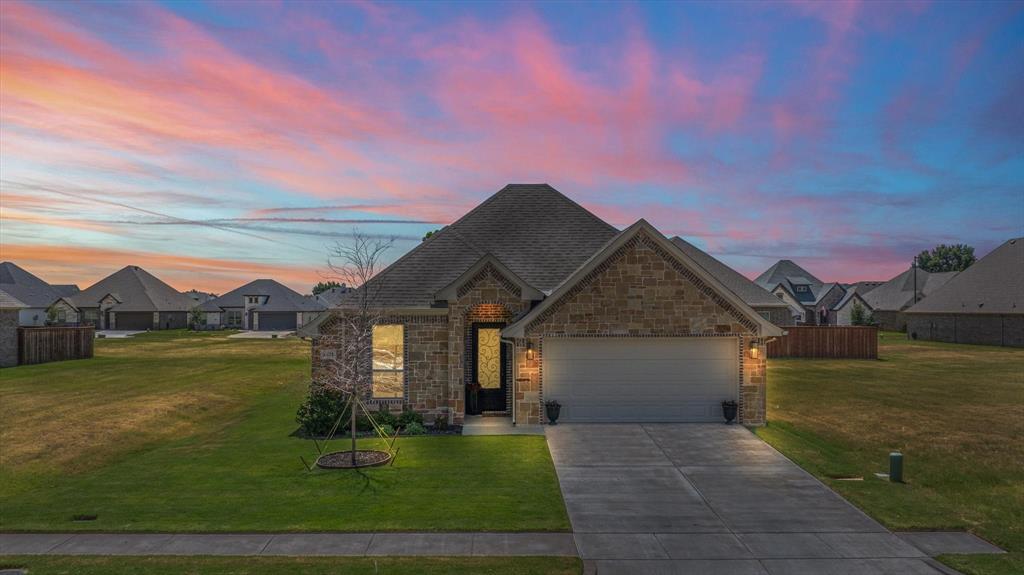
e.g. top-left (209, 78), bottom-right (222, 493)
top-left (912, 255), bottom-right (918, 304)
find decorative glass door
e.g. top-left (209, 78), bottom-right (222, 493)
top-left (471, 323), bottom-right (506, 413)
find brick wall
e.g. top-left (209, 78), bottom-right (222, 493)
top-left (906, 313), bottom-right (1024, 347)
top-left (0, 309), bottom-right (18, 368)
top-left (519, 231), bottom-right (766, 425)
top-left (873, 310), bottom-right (907, 332)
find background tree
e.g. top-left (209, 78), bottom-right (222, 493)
top-left (312, 280), bottom-right (343, 295)
top-left (915, 244), bottom-right (975, 273)
top-left (422, 228), bottom-right (442, 242)
top-left (850, 300), bottom-right (866, 326)
top-left (189, 306), bottom-right (204, 330)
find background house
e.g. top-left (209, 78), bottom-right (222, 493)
top-left (904, 238), bottom-right (1022, 347)
top-left (200, 279), bottom-right (325, 331)
top-left (0, 262), bottom-right (76, 326)
top-left (754, 260), bottom-right (826, 324)
top-left (862, 267), bottom-right (957, 331)
top-left (70, 265), bottom-right (194, 330)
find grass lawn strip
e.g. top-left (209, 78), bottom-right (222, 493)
top-left (757, 333), bottom-right (1023, 575)
top-left (0, 331), bottom-right (570, 533)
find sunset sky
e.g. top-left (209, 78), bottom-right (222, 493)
top-left (2, 0), bottom-right (1022, 294)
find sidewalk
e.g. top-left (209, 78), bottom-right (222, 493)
top-left (0, 533), bottom-right (577, 557)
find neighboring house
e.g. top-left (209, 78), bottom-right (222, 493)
top-left (754, 260), bottom-right (826, 324)
top-left (810, 282), bottom-right (846, 325)
top-left (830, 286), bottom-right (874, 326)
top-left (184, 290), bottom-right (217, 306)
top-left (200, 279), bottom-right (325, 331)
top-left (862, 267), bottom-right (957, 332)
top-left (670, 237), bottom-right (792, 326)
top-left (70, 266), bottom-right (194, 330)
top-left (0, 262), bottom-right (72, 326)
top-left (315, 285), bottom-right (352, 307)
top-left (905, 238), bottom-right (1023, 347)
top-left (304, 184), bottom-right (781, 426)
top-left (0, 289), bottom-right (25, 367)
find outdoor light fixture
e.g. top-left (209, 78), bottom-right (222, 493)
top-left (526, 341), bottom-right (535, 360)
top-left (749, 341), bottom-right (760, 359)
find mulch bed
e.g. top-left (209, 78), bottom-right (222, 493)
top-left (316, 450), bottom-right (392, 469)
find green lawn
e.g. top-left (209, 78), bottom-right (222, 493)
top-left (757, 333), bottom-right (1024, 575)
top-left (0, 331), bottom-right (569, 533)
top-left (0, 556), bottom-right (581, 575)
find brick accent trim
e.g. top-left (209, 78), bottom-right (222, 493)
top-left (457, 262), bottom-right (523, 299)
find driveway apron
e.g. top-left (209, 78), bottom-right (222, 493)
top-left (546, 423), bottom-right (957, 574)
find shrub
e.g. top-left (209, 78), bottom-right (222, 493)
top-left (397, 408), bottom-right (424, 429)
top-left (433, 413), bottom-right (449, 431)
top-left (295, 386), bottom-right (350, 437)
top-left (404, 422), bottom-right (427, 436)
top-left (374, 404), bottom-right (398, 428)
top-left (378, 424), bottom-right (396, 437)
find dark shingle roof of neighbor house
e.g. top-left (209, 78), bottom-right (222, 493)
top-left (50, 284), bottom-right (80, 297)
top-left (754, 260), bottom-right (824, 291)
top-left (861, 267), bottom-right (957, 312)
top-left (907, 237), bottom-right (1023, 315)
top-left (670, 237), bottom-right (789, 309)
top-left (832, 285), bottom-right (869, 311)
top-left (71, 265), bottom-right (194, 312)
top-left (0, 262), bottom-right (65, 308)
top-left (0, 288), bottom-right (27, 309)
top-left (846, 280), bottom-right (884, 295)
top-left (315, 286), bottom-right (352, 307)
top-left (812, 282), bottom-right (844, 305)
top-left (335, 184), bottom-right (620, 308)
top-left (200, 279), bottom-right (325, 313)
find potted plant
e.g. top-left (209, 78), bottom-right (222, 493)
top-left (721, 400), bottom-right (738, 424)
top-left (545, 400), bottom-right (562, 424)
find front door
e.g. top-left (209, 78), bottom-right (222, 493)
top-left (469, 323), bottom-right (506, 414)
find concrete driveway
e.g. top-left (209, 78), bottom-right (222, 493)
top-left (547, 424), bottom-right (956, 575)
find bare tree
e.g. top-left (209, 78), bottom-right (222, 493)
top-left (314, 231), bottom-right (394, 466)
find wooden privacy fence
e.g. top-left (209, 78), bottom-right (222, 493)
top-left (767, 326), bottom-right (878, 359)
top-left (18, 326), bottom-right (95, 365)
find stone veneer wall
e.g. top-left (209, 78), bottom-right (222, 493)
top-left (873, 310), bottom-right (907, 332)
top-left (517, 232), bottom-right (766, 425)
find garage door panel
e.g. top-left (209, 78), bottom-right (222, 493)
top-left (543, 337), bottom-right (738, 423)
top-left (258, 312), bottom-right (297, 331)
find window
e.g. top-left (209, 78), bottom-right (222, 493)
top-left (83, 309), bottom-right (98, 325)
top-left (226, 310), bottom-right (242, 326)
top-left (56, 309), bottom-right (66, 323)
top-left (372, 324), bottom-right (404, 399)
top-left (795, 285), bottom-right (809, 293)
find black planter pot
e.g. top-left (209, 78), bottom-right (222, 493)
top-left (721, 400), bottom-right (738, 424)
top-left (545, 401), bottom-right (561, 425)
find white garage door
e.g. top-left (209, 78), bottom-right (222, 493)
top-left (543, 337), bottom-right (739, 422)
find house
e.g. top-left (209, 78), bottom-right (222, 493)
top-left (184, 289), bottom-right (217, 306)
top-left (199, 279), bottom-right (325, 331)
top-left (830, 286), bottom-right (874, 326)
top-left (0, 262), bottom-right (74, 326)
top-left (70, 265), bottom-right (194, 330)
top-left (0, 289), bottom-right (25, 367)
top-left (304, 184), bottom-right (781, 426)
top-left (905, 238), bottom-right (1023, 347)
top-left (315, 285), bottom-right (352, 307)
top-left (861, 267), bottom-right (957, 331)
top-left (754, 260), bottom-right (827, 324)
top-left (670, 237), bottom-right (792, 326)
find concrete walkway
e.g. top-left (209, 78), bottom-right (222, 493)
top-left (0, 533), bottom-right (577, 557)
top-left (227, 330), bottom-right (294, 339)
top-left (462, 415), bottom-right (545, 436)
top-left (546, 424), bottom-right (996, 575)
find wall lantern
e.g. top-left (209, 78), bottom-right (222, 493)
top-left (526, 341), bottom-right (535, 360)
top-left (749, 341), bottom-right (761, 359)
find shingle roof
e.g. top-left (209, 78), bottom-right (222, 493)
top-left (861, 266), bottom-right (954, 312)
top-left (336, 184), bottom-right (619, 308)
top-left (0, 262), bottom-right (64, 308)
top-left (315, 286), bottom-right (352, 307)
top-left (50, 284), bottom-right (80, 297)
top-left (71, 266), bottom-right (194, 312)
top-left (832, 285), bottom-right (868, 311)
top-left (200, 279), bottom-right (325, 312)
top-left (812, 282), bottom-right (844, 305)
top-left (0, 288), bottom-right (27, 309)
top-left (670, 238), bottom-right (788, 309)
top-left (907, 238), bottom-right (1023, 315)
top-left (754, 260), bottom-right (824, 291)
